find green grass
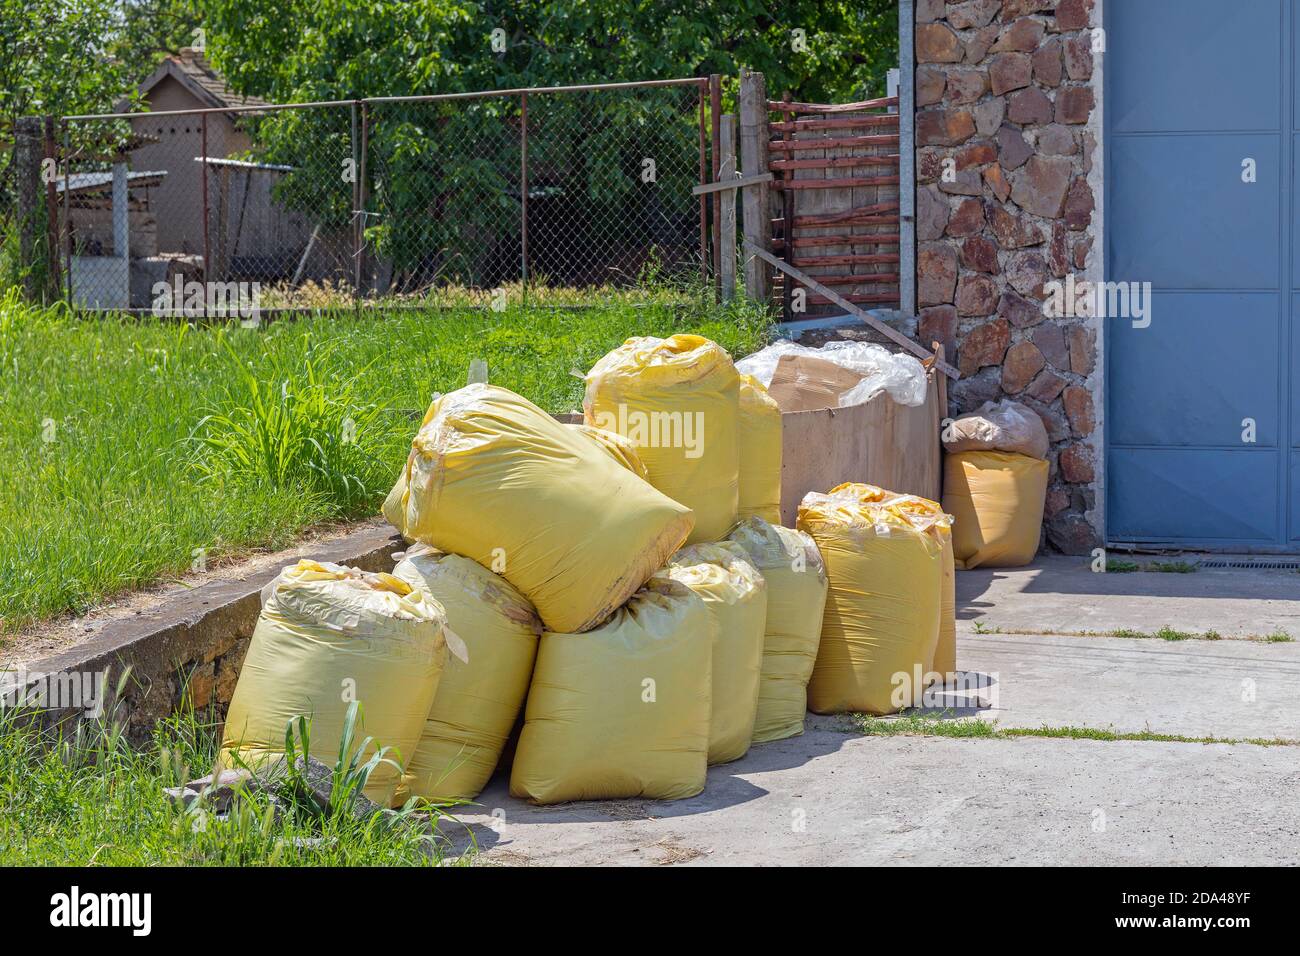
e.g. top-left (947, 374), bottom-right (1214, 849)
top-left (0, 291), bottom-right (769, 634)
top-left (0, 699), bottom-right (467, 865)
top-left (1154, 625), bottom-right (1196, 641)
top-left (853, 711), bottom-right (1297, 747)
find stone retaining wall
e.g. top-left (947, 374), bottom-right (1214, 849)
top-left (915, 0), bottom-right (1102, 553)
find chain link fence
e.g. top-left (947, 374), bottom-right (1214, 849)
top-left (42, 78), bottom-right (712, 316)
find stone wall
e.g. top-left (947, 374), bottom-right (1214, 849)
top-left (914, 0), bottom-right (1101, 554)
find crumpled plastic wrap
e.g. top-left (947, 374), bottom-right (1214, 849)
top-left (735, 339), bottom-right (928, 407)
top-left (942, 399), bottom-right (1049, 460)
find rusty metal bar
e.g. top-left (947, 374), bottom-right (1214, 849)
top-left (770, 115), bottom-right (899, 133)
top-left (765, 96), bottom-right (899, 113)
top-left (41, 116), bottom-right (63, 299)
top-left (769, 134), bottom-right (900, 152)
top-left (520, 91), bottom-right (529, 294)
top-left (772, 233), bottom-right (902, 249)
top-left (789, 253), bottom-right (901, 267)
top-left (784, 272), bottom-right (901, 285)
top-left (769, 154), bottom-right (900, 171)
top-left (773, 176), bottom-right (901, 190)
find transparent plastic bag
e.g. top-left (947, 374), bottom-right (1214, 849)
top-left (736, 339), bottom-right (927, 407)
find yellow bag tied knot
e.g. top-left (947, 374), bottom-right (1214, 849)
top-left (391, 543), bottom-right (542, 803)
top-left (737, 374), bottom-right (782, 525)
top-left (797, 492), bottom-right (942, 716)
top-left (222, 560), bottom-right (450, 807)
top-left (583, 334), bottom-right (741, 543)
top-left (510, 579), bottom-right (715, 804)
top-left (654, 540), bottom-right (767, 764)
top-left (387, 383), bottom-right (693, 634)
top-left (943, 450), bottom-right (1048, 570)
top-left (726, 516), bottom-right (828, 742)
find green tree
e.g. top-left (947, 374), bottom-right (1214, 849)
top-left (201, 1), bottom-right (897, 288)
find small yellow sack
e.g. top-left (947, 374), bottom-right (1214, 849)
top-left (584, 334), bottom-right (741, 543)
top-left (567, 423), bottom-right (650, 480)
top-left (726, 517), bottom-right (827, 742)
top-left (221, 560), bottom-right (449, 807)
top-left (510, 581), bottom-right (714, 804)
top-left (737, 374), bottom-right (782, 524)
top-left (830, 484), bottom-right (955, 679)
top-left (943, 451), bottom-right (1048, 570)
top-left (389, 384), bottom-right (694, 633)
top-left (655, 542), bottom-right (766, 764)
top-left (391, 545), bottom-right (542, 802)
top-left (797, 494), bottom-right (942, 716)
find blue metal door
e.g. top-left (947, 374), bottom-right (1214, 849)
top-left (1106, 0), bottom-right (1295, 550)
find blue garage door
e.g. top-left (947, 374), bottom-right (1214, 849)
top-left (1107, 0), bottom-right (1297, 551)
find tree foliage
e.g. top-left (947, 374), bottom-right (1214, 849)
top-left (205, 0), bottom-right (899, 104)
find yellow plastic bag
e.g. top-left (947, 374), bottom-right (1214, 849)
top-left (654, 541), bottom-right (766, 764)
top-left (737, 374), bottom-right (782, 524)
top-left (382, 467), bottom-right (411, 540)
top-left (391, 544), bottom-right (542, 802)
top-left (797, 494), bottom-right (942, 715)
top-left (390, 384), bottom-right (694, 633)
top-left (943, 451), bottom-right (1048, 570)
top-left (584, 334), bottom-right (740, 543)
top-left (509, 580), bottom-right (714, 804)
top-left (221, 560), bottom-right (449, 807)
top-left (726, 517), bottom-right (827, 742)
top-left (567, 423), bottom-right (649, 480)
top-left (830, 484), bottom-right (955, 679)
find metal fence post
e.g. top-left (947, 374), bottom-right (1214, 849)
top-left (351, 100), bottom-right (360, 301)
top-left (42, 116), bottom-right (63, 302)
top-left (710, 74), bottom-right (722, 299)
top-left (520, 91), bottom-right (529, 303)
top-left (201, 112), bottom-right (209, 318)
top-left (13, 117), bottom-right (44, 302)
top-left (698, 79), bottom-right (709, 279)
top-left (359, 100), bottom-right (369, 300)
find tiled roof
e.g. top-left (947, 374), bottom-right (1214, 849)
top-left (137, 47), bottom-right (269, 111)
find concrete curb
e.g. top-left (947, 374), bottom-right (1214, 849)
top-left (1, 522), bottom-right (405, 741)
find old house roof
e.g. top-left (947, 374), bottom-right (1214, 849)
top-left (120, 47), bottom-right (269, 113)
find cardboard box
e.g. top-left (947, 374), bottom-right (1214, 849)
top-left (767, 354), bottom-right (866, 412)
top-left (778, 366), bottom-right (942, 526)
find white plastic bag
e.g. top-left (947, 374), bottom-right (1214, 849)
top-left (736, 339), bottom-right (927, 407)
top-left (942, 399), bottom-right (1050, 460)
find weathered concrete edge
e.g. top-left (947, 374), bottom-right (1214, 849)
top-left (1, 522), bottom-right (405, 740)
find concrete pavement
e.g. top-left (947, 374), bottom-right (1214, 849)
top-left (956, 555), bottom-right (1300, 639)
top-left (436, 560), bottom-right (1300, 866)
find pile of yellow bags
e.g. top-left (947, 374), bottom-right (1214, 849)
top-left (222, 333), bottom-right (1005, 811)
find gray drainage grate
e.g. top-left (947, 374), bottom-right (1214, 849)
top-left (1199, 560), bottom-right (1300, 570)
